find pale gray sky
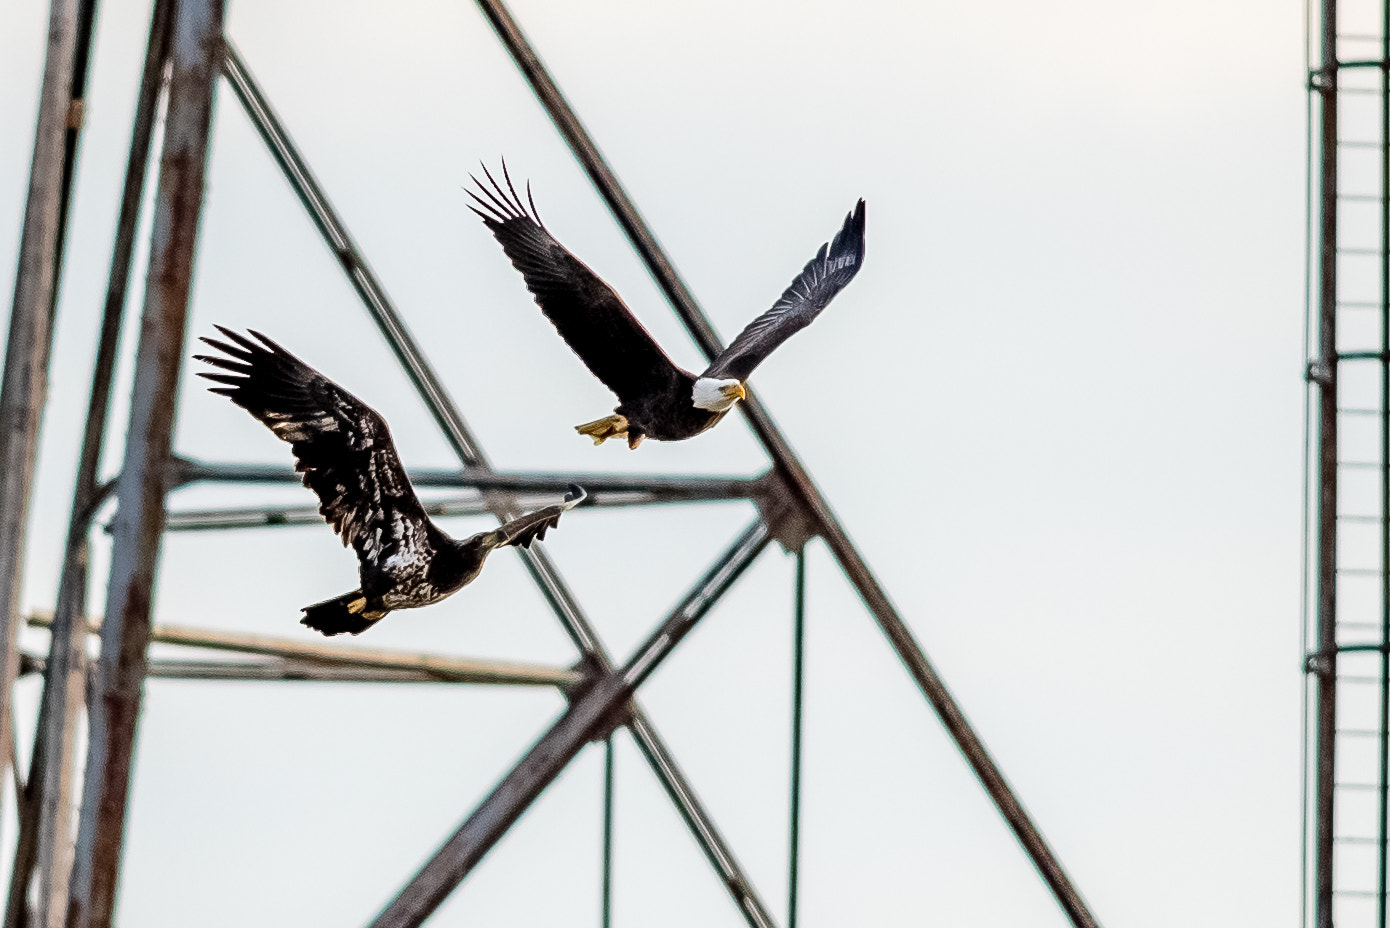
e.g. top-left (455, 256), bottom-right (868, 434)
top-left (2, 0), bottom-right (1305, 925)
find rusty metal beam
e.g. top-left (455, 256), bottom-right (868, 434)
top-left (0, 0), bottom-right (81, 842)
top-left (64, 1), bottom-right (226, 924)
top-left (25, 613), bottom-right (580, 688)
top-left (9, 3), bottom-right (177, 926)
top-left (1311, 2), bottom-right (1338, 927)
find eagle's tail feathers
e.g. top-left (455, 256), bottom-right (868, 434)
top-left (300, 590), bottom-right (386, 636)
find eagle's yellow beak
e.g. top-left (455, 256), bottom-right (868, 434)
top-left (722, 382), bottom-right (747, 402)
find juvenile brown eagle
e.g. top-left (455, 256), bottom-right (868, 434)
top-left (469, 165), bottom-right (866, 449)
top-left (195, 326), bottom-right (585, 636)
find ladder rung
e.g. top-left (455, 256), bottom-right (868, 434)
top-left (1338, 568), bottom-right (1384, 575)
top-left (1336, 514), bottom-right (1382, 522)
top-left (1338, 248), bottom-right (1384, 256)
top-left (1338, 728), bottom-right (1385, 737)
top-left (1336, 835), bottom-right (1379, 844)
top-left (1339, 59), bottom-right (1389, 69)
top-left (1335, 889), bottom-right (1384, 897)
top-left (1339, 194), bottom-right (1384, 201)
top-left (1340, 140), bottom-right (1385, 148)
top-left (1339, 408), bottom-right (1383, 415)
top-left (1337, 782), bottom-right (1382, 790)
top-left (1337, 350), bottom-right (1388, 360)
top-left (1338, 461), bottom-right (1383, 469)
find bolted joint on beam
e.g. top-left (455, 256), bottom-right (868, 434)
top-left (1305, 358), bottom-right (1334, 387)
top-left (561, 654), bottom-right (632, 741)
top-left (1304, 651), bottom-right (1335, 677)
top-left (753, 470), bottom-right (818, 554)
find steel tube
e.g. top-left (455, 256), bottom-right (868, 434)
top-left (1379, 5), bottom-right (1389, 925)
top-left (175, 458), bottom-right (758, 499)
top-left (787, 550), bottom-right (805, 928)
top-left (26, 613), bottom-right (578, 688)
top-left (24, 653), bottom-right (564, 686)
top-left (65, 2), bottom-right (225, 924)
top-left (1313, 2), bottom-right (1339, 926)
top-left (601, 735), bottom-right (614, 928)
top-left (626, 711), bottom-right (777, 928)
top-left (220, 43), bottom-right (778, 925)
top-left (14, 4), bottom-right (177, 926)
top-left (476, 1), bottom-right (1100, 922)
top-left (160, 492), bottom-right (712, 532)
top-left (0, 0), bottom-right (80, 838)
top-left (367, 520), bottom-right (769, 928)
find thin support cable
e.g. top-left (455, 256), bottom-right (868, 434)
top-left (787, 549), bottom-right (806, 928)
top-left (602, 735), bottom-right (614, 928)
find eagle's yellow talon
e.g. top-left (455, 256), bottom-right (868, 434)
top-left (575, 414), bottom-right (628, 445)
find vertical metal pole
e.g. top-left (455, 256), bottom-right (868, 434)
top-left (601, 736), bottom-right (614, 928)
top-left (65, 1), bottom-right (224, 924)
top-left (0, 0), bottom-right (80, 831)
top-left (1313, 1), bottom-right (1339, 926)
top-left (787, 550), bottom-right (806, 928)
top-left (16, 3), bottom-right (176, 926)
top-left (1380, 0), bottom-right (1390, 922)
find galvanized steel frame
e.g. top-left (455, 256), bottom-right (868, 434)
top-left (0, 1), bottom-right (1104, 926)
top-left (1305, 1), bottom-right (1390, 926)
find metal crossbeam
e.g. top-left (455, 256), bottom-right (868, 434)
top-left (25, 613), bottom-right (580, 688)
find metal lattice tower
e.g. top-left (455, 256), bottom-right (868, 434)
top-left (1307, 1), bottom-right (1390, 926)
top-left (0, 1), bottom-right (1105, 926)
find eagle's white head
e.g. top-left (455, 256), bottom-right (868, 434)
top-left (692, 377), bottom-right (746, 412)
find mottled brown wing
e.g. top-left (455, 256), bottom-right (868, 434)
top-left (469, 164), bottom-right (689, 405)
top-left (195, 327), bottom-right (433, 570)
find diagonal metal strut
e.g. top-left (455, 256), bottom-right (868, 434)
top-left (471, 0), bottom-right (1101, 925)
top-left (368, 520), bottom-right (771, 927)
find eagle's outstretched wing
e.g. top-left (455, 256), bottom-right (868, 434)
top-left (702, 199), bottom-right (866, 383)
top-left (195, 327), bottom-right (434, 570)
top-left (468, 163), bottom-right (690, 405)
top-left (479, 484), bottom-right (587, 551)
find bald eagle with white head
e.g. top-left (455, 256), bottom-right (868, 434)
top-left (195, 327), bottom-right (584, 636)
top-left (469, 165), bottom-right (866, 449)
